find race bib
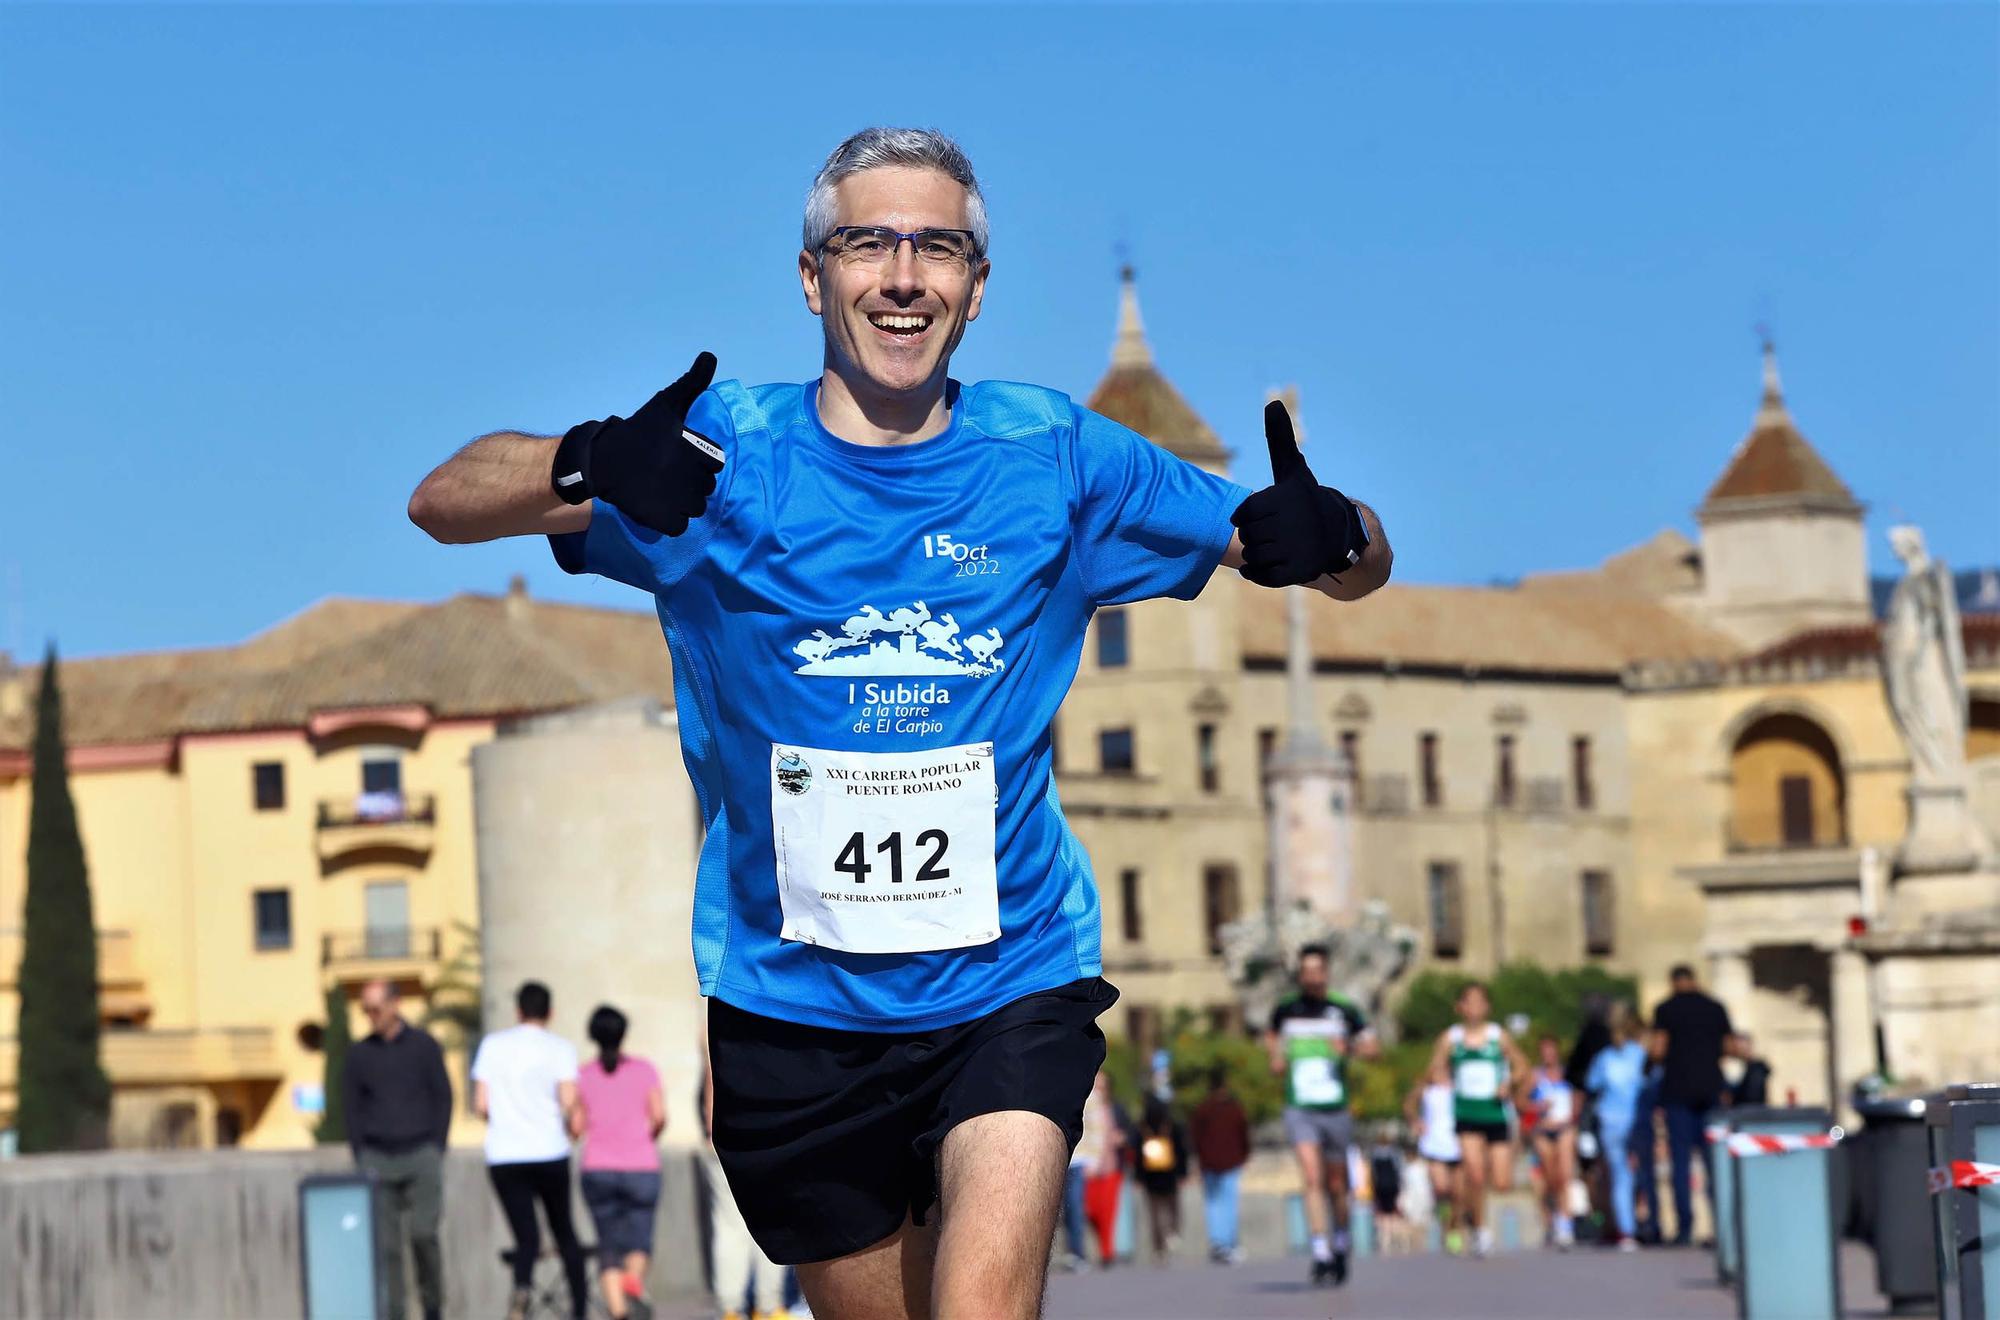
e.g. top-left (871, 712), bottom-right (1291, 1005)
top-left (1291, 1056), bottom-right (1346, 1107)
top-left (1544, 1087), bottom-right (1574, 1125)
top-left (771, 741), bottom-right (999, 954)
top-left (1456, 1058), bottom-right (1501, 1101)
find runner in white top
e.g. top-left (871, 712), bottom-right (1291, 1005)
top-left (1405, 1063), bottom-right (1463, 1249)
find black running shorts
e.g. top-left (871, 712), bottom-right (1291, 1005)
top-left (707, 976), bottom-right (1118, 1265)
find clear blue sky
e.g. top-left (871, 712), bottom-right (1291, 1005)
top-left (4, 3), bottom-right (1995, 660)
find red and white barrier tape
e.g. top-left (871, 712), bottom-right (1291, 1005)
top-left (1928, 1160), bottom-right (2000, 1194)
top-left (1725, 1131), bottom-right (1841, 1157)
top-left (1705, 1126), bottom-right (1728, 1145)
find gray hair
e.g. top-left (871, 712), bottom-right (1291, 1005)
top-left (803, 127), bottom-right (989, 259)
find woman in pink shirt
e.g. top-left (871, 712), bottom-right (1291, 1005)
top-left (570, 1005), bottom-right (666, 1320)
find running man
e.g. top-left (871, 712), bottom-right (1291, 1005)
top-left (409, 127), bottom-right (1392, 1320)
top-left (1425, 982), bottom-right (1530, 1259)
top-left (1266, 943), bottom-right (1379, 1286)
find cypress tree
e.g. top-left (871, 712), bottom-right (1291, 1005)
top-left (316, 984), bottom-right (350, 1144)
top-left (15, 646), bottom-right (112, 1152)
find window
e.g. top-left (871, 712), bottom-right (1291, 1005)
top-left (361, 756), bottom-right (402, 796)
top-left (253, 889), bottom-right (292, 951)
top-left (1581, 870), bottom-right (1615, 957)
top-left (1197, 723), bottom-right (1219, 794)
top-left (1203, 864), bottom-right (1241, 955)
top-left (1419, 732), bottom-right (1442, 808)
top-left (1780, 775), bottom-right (1814, 846)
top-left (1427, 861), bottom-right (1463, 959)
top-left (1099, 728), bottom-right (1135, 775)
top-left (1120, 868), bottom-right (1143, 943)
top-left (1339, 729), bottom-right (1363, 806)
top-left (1572, 736), bottom-right (1595, 811)
top-left (1494, 735), bottom-right (1517, 808)
top-left (1096, 609), bottom-right (1129, 668)
top-left (252, 761), bottom-right (286, 812)
top-left (364, 880), bottom-right (410, 958)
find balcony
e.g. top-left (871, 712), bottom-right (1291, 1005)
top-left (0, 1025), bottom-right (280, 1091)
top-left (0, 928), bottom-right (152, 1022)
top-left (320, 925), bottom-right (444, 986)
top-left (315, 791), bottom-right (437, 863)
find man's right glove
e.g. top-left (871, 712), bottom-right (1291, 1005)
top-left (550, 351), bottom-right (723, 537)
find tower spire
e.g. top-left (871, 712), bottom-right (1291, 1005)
top-left (1755, 328), bottom-right (1789, 429)
top-left (1112, 265), bottom-right (1153, 368)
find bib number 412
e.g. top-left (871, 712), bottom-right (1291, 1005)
top-left (833, 829), bottom-right (951, 885)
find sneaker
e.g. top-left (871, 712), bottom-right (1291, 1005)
top-left (1310, 1257), bottom-right (1334, 1287)
top-left (1444, 1229), bottom-right (1465, 1255)
top-left (1555, 1222), bottom-right (1575, 1251)
top-left (1226, 1246), bottom-right (1247, 1265)
top-left (1474, 1227), bottom-right (1495, 1258)
top-left (1617, 1236), bottom-right (1640, 1253)
top-left (506, 1289), bottom-right (532, 1320)
top-left (624, 1295), bottom-right (653, 1320)
top-left (1331, 1250), bottom-right (1349, 1285)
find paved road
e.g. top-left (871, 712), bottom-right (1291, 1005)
top-left (656, 1240), bottom-right (1890, 1319)
top-left (1043, 1241), bottom-right (1891, 1320)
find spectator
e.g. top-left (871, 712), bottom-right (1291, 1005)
top-left (1650, 964), bottom-right (1734, 1245)
top-left (1077, 1071), bottom-right (1126, 1266)
top-left (344, 979), bottom-right (452, 1320)
top-left (474, 980), bottom-right (589, 1320)
top-left (1135, 1094), bottom-right (1190, 1263)
top-left (1404, 1063), bottom-right (1462, 1252)
top-left (1188, 1065), bottom-right (1251, 1265)
top-left (1586, 1003), bottom-right (1651, 1251)
top-left (696, 1031), bottom-right (791, 1320)
top-left (571, 1005), bottom-right (665, 1320)
top-left (1723, 1033), bottom-right (1772, 1107)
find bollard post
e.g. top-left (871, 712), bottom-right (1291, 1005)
top-left (1284, 1192), bottom-right (1308, 1255)
top-left (298, 1171), bottom-right (384, 1320)
top-left (1351, 1202), bottom-right (1375, 1257)
top-left (1925, 1082), bottom-right (2000, 1319)
top-left (1729, 1106), bottom-right (1841, 1320)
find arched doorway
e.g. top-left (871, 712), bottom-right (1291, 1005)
top-left (1729, 713), bottom-right (1846, 850)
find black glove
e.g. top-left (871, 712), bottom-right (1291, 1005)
top-left (1229, 399), bottom-right (1367, 588)
top-left (551, 352), bottom-right (723, 536)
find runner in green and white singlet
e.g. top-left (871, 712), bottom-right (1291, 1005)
top-left (1266, 944), bottom-right (1378, 1288)
top-left (1426, 981), bottom-right (1530, 1257)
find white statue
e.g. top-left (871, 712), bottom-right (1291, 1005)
top-left (1883, 525), bottom-right (1968, 788)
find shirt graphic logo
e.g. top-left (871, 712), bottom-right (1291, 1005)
top-left (791, 600), bottom-right (1007, 676)
top-left (775, 752), bottom-right (813, 796)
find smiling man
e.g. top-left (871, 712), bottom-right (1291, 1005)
top-left (409, 127), bottom-right (1391, 1320)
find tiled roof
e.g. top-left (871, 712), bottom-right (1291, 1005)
top-left (1086, 365), bottom-right (1230, 467)
top-left (1232, 574), bottom-right (1743, 675)
top-left (1749, 613), bottom-right (2000, 668)
top-left (0, 591), bottom-right (674, 751)
top-left (1701, 346), bottom-right (1857, 508)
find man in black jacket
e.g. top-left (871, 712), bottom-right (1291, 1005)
top-left (344, 979), bottom-right (454, 1320)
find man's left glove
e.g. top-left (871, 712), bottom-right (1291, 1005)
top-left (550, 351), bottom-right (723, 537)
top-left (1229, 399), bottom-right (1367, 589)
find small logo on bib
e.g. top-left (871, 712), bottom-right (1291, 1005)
top-left (775, 752), bottom-right (813, 796)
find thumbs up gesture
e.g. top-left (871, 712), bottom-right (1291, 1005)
top-left (1228, 399), bottom-right (1367, 588)
top-left (550, 351), bottom-right (725, 536)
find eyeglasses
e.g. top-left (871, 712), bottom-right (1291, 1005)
top-left (821, 226), bottom-right (981, 267)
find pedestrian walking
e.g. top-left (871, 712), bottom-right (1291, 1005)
top-left (1188, 1066), bottom-right (1250, 1264)
top-left (571, 1005), bottom-right (666, 1320)
top-left (1426, 981), bottom-right (1530, 1259)
top-left (1586, 1003), bottom-right (1651, 1251)
top-left (1404, 1063), bottom-right (1462, 1250)
top-left (474, 980), bottom-right (589, 1320)
top-left (1076, 1071), bottom-right (1128, 1266)
top-left (1526, 1035), bottom-right (1580, 1248)
top-left (1135, 1094), bottom-right (1189, 1263)
top-left (1267, 943), bottom-right (1379, 1286)
top-left (1649, 964), bottom-right (1734, 1244)
top-left (409, 123), bottom-right (1391, 1320)
top-left (343, 979), bottom-right (452, 1320)
top-left (698, 1034), bottom-right (793, 1320)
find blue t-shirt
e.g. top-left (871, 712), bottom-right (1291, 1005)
top-left (1586, 1040), bottom-right (1651, 1127)
top-left (550, 378), bottom-right (1249, 1031)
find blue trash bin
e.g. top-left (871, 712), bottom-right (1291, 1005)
top-left (299, 1171), bottom-right (384, 1320)
top-left (1729, 1106), bottom-right (1842, 1320)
